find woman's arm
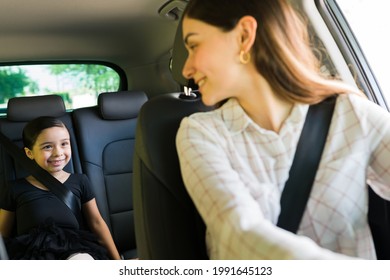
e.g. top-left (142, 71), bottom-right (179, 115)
top-left (176, 116), bottom-right (351, 259)
top-left (82, 199), bottom-right (121, 260)
top-left (0, 209), bottom-right (15, 238)
top-left (355, 96), bottom-right (390, 199)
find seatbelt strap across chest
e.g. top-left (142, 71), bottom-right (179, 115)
top-left (277, 96), bottom-right (337, 233)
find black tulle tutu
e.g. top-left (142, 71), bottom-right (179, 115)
top-left (5, 220), bottom-right (109, 260)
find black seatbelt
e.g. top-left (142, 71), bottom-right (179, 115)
top-left (0, 131), bottom-right (82, 225)
top-left (277, 96), bottom-right (337, 233)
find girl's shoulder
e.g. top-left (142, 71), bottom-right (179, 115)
top-left (8, 177), bottom-right (28, 185)
top-left (64, 173), bottom-right (91, 192)
top-left (7, 178), bottom-right (30, 191)
top-left (65, 174), bottom-right (95, 203)
top-left (66, 173), bottom-right (89, 183)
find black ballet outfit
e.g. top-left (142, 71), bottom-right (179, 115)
top-left (0, 174), bottom-right (109, 260)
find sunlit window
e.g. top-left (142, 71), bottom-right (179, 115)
top-left (336, 0), bottom-right (390, 103)
top-left (0, 64), bottom-right (121, 112)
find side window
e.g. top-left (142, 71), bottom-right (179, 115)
top-left (318, 0), bottom-right (389, 109)
top-left (0, 63), bottom-right (121, 113)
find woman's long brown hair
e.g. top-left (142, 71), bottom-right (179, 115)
top-left (183, 0), bottom-right (362, 104)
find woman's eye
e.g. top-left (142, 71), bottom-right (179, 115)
top-left (186, 42), bottom-right (197, 51)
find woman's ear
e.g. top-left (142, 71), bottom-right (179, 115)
top-left (237, 16), bottom-right (258, 53)
top-left (24, 148), bottom-right (34, 160)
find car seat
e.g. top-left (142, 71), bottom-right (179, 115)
top-left (133, 15), bottom-right (214, 259)
top-left (0, 234), bottom-right (8, 260)
top-left (72, 90), bottom-right (147, 259)
top-left (133, 91), bottom-right (213, 260)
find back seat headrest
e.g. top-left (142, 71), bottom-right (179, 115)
top-left (98, 91), bottom-right (148, 120)
top-left (7, 95), bottom-right (66, 122)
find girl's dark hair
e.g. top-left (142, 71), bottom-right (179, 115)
top-left (23, 116), bottom-right (67, 149)
top-left (183, 0), bottom-right (360, 103)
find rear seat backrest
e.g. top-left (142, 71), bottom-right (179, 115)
top-left (0, 95), bottom-right (82, 186)
top-left (72, 90), bottom-right (147, 259)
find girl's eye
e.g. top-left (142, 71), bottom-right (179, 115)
top-left (62, 141), bottom-right (70, 147)
top-left (42, 145), bottom-right (52, 150)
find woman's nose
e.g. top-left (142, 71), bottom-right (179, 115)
top-left (182, 57), bottom-right (194, 80)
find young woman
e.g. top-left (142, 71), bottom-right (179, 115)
top-left (0, 116), bottom-right (121, 260)
top-left (176, 0), bottom-right (390, 259)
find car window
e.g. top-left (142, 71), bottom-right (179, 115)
top-left (337, 0), bottom-right (390, 103)
top-left (0, 63), bottom-right (121, 113)
top-left (319, 0), bottom-right (390, 108)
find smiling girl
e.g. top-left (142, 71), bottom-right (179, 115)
top-left (0, 116), bottom-right (120, 260)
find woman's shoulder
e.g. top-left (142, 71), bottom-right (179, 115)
top-left (185, 103), bottom-right (224, 122)
top-left (334, 93), bottom-right (390, 137)
top-left (337, 92), bottom-right (389, 117)
top-left (179, 98), bottom-right (241, 129)
top-left (336, 92), bottom-right (362, 106)
top-left (177, 99), bottom-right (248, 150)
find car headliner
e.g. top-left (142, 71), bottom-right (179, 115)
top-left (0, 0), bottom-right (188, 96)
top-left (0, 0), bottom-right (180, 67)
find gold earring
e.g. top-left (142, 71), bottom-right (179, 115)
top-left (239, 50), bottom-right (251, 64)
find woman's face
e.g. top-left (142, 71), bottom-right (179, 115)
top-left (182, 17), bottom-right (244, 106)
top-left (25, 126), bottom-right (71, 175)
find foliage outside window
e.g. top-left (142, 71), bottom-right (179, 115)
top-left (0, 64), bottom-right (120, 111)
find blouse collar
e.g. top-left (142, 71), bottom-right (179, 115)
top-left (220, 98), bottom-right (309, 135)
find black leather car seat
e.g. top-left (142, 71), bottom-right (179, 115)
top-left (133, 91), bottom-right (213, 260)
top-left (72, 90), bottom-right (147, 259)
top-left (0, 234), bottom-right (8, 260)
top-left (133, 14), bottom-right (214, 259)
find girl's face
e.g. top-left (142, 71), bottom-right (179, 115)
top-left (182, 17), bottom-right (244, 106)
top-left (25, 126), bottom-right (71, 175)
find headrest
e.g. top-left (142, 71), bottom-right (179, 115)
top-left (171, 15), bottom-right (189, 86)
top-left (7, 95), bottom-right (66, 122)
top-left (98, 91), bottom-right (148, 120)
